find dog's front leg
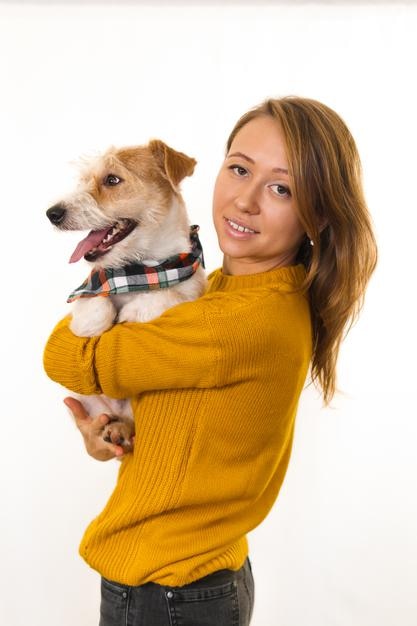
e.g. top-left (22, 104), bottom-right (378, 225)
top-left (70, 297), bottom-right (117, 337)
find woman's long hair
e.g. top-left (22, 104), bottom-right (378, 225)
top-left (226, 97), bottom-right (378, 404)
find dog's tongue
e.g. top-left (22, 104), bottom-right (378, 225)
top-left (69, 227), bottom-right (111, 263)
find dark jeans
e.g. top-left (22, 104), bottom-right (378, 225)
top-left (99, 558), bottom-right (255, 626)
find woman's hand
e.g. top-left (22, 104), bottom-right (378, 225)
top-left (64, 397), bottom-right (127, 461)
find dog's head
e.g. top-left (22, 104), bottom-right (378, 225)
top-left (46, 140), bottom-right (196, 268)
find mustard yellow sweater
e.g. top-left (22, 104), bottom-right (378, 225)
top-left (43, 264), bottom-right (312, 587)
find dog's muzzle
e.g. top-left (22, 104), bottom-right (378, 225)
top-left (46, 204), bottom-right (66, 225)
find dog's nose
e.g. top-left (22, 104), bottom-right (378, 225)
top-left (46, 204), bottom-right (66, 225)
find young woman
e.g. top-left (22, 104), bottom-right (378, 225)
top-left (44, 96), bottom-right (377, 626)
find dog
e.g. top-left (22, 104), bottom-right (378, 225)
top-left (46, 139), bottom-right (206, 450)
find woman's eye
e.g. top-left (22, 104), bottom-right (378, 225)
top-left (229, 165), bottom-right (248, 177)
top-left (271, 184), bottom-right (291, 198)
top-left (103, 174), bottom-right (122, 186)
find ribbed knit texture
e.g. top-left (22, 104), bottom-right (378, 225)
top-left (44, 264), bottom-right (312, 586)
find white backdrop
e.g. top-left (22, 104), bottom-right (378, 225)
top-left (0, 2), bottom-right (416, 625)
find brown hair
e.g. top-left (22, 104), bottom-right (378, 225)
top-left (226, 97), bottom-right (378, 404)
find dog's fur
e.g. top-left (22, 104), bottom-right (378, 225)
top-left (46, 139), bottom-right (206, 448)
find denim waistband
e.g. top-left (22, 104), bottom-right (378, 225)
top-left (102, 558), bottom-right (251, 591)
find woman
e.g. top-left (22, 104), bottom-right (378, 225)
top-left (44, 96), bottom-right (377, 626)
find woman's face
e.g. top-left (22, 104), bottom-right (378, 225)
top-left (212, 115), bottom-right (305, 275)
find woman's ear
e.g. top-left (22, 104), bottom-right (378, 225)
top-left (148, 139), bottom-right (197, 189)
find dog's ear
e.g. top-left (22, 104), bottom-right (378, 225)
top-left (149, 139), bottom-right (196, 189)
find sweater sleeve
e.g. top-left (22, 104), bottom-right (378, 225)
top-left (43, 298), bottom-right (219, 399)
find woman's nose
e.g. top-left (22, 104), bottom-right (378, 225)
top-left (234, 185), bottom-right (260, 214)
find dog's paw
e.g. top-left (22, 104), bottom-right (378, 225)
top-left (70, 297), bottom-right (116, 337)
top-left (102, 417), bottom-right (135, 451)
top-left (118, 292), bottom-right (178, 323)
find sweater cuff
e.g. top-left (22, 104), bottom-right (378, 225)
top-left (43, 316), bottom-right (102, 395)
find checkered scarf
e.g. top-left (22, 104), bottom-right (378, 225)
top-left (67, 225), bottom-right (204, 303)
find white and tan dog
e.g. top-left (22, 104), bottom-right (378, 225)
top-left (46, 139), bottom-right (206, 448)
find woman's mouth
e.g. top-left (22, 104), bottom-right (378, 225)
top-left (224, 217), bottom-right (259, 236)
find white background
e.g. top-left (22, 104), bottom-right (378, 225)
top-left (0, 1), bottom-right (416, 625)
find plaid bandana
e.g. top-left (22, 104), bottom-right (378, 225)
top-left (67, 225), bottom-right (204, 303)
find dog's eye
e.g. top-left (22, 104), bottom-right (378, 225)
top-left (103, 174), bottom-right (123, 186)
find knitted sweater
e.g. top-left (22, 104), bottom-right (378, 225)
top-left (43, 264), bottom-right (312, 587)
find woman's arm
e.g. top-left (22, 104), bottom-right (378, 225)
top-left (43, 299), bottom-right (218, 398)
